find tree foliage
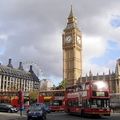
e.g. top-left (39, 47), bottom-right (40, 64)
top-left (51, 79), bottom-right (67, 90)
top-left (28, 90), bottom-right (38, 103)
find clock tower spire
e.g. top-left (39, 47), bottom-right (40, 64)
top-left (68, 5), bottom-right (77, 24)
top-left (62, 6), bottom-right (82, 86)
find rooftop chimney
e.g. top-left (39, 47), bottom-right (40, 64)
top-left (18, 62), bottom-right (24, 70)
top-left (29, 65), bottom-right (34, 73)
top-left (7, 59), bottom-right (13, 68)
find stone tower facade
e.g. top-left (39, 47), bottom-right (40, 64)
top-left (62, 6), bottom-right (82, 86)
top-left (115, 58), bottom-right (120, 93)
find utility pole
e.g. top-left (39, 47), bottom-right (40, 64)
top-left (19, 90), bottom-right (22, 116)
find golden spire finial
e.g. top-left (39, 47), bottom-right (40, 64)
top-left (71, 2), bottom-right (72, 6)
top-left (69, 3), bottom-right (74, 18)
top-left (71, 2), bottom-right (72, 11)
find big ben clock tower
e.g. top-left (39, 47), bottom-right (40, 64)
top-left (62, 5), bottom-right (82, 86)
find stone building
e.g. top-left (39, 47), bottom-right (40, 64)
top-left (40, 79), bottom-right (53, 90)
top-left (77, 59), bottom-right (120, 94)
top-left (0, 59), bottom-right (40, 91)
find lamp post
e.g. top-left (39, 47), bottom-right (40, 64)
top-left (18, 90), bottom-right (22, 116)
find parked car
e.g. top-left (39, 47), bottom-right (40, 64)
top-left (0, 103), bottom-right (18, 113)
top-left (27, 105), bottom-right (47, 120)
top-left (27, 103), bottom-right (51, 114)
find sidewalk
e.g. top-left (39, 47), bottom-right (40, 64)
top-left (0, 112), bottom-right (26, 120)
top-left (111, 109), bottom-right (120, 114)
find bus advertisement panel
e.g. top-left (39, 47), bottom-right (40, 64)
top-left (64, 80), bottom-right (110, 117)
top-left (38, 90), bottom-right (65, 111)
top-left (0, 90), bottom-right (30, 110)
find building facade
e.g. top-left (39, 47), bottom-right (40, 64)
top-left (40, 79), bottom-right (53, 90)
top-left (77, 58), bottom-right (120, 93)
top-left (62, 6), bottom-right (82, 86)
top-left (0, 59), bottom-right (40, 91)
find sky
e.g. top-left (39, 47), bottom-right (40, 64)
top-left (0, 0), bottom-right (120, 86)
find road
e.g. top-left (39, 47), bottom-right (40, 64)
top-left (0, 111), bottom-right (120, 120)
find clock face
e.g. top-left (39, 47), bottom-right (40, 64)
top-left (65, 35), bottom-right (72, 43)
top-left (77, 36), bottom-right (81, 44)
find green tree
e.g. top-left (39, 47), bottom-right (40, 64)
top-left (50, 84), bottom-right (56, 90)
top-left (57, 79), bottom-right (67, 89)
top-left (51, 79), bottom-right (67, 90)
top-left (28, 90), bottom-right (38, 104)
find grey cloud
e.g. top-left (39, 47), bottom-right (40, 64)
top-left (0, 0), bottom-right (120, 84)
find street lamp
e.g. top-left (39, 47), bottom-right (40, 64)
top-left (18, 90), bottom-right (22, 116)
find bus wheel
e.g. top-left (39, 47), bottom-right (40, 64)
top-left (81, 110), bottom-right (85, 117)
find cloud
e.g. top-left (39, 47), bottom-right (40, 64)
top-left (110, 15), bottom-right (120, 28)
top-left (0, 0), bottom-right (120, 85)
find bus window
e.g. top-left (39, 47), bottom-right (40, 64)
top-left (91, 99), bottom-right (97, 108)
top-left (40, 92), bottom-right (43, 96)
top-left (49, 92), bottom-right (53, 96)
top-left (52, 92), bottom-right (55, 96)
top-left (72, 100), bottom-right (78, 107)
top-left (67, 101), bottom-right (72, 106)
top-left (66, 88), bottom-right (69, 93)
top-left (46, 92), bottom-right (50, 96)
top-left (78, 84), bottom-right (82, 90)
top-left (76, 85), bottom-right (80, 91)
top-left (85, 83), bottom-right (90, 90)
top-left (82, 100), bottom-right (86, 107)
top-left (86, 99), bottom-right (90, 108)
top-left (46, 92), bottom-right (48, 96)
top-left (42, 92), bottom-right (47, 96)
top-left (92, 99), bottom-right (96, 105)
top-left (90, 99), bottom-right (109, 108)
top-left (54, 92), bottom-right (59, 96)
top-left (73, 86), bottom-right (77, 92)
top-left (66, 87), bottom-right (77, 93)
top-left (80, 84), bottom-right (85, 90)
top-left (59, 92), bottom-right (64, 96)
top-left (97, 100), bottom-right (101, 107)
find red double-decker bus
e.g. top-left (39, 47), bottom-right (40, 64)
top-left (38, 90), bottom-right (65, 111)
top-left (64, 80), bottom-right (111, 117)
top-left (0, 90), bottom-right (30, 110)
